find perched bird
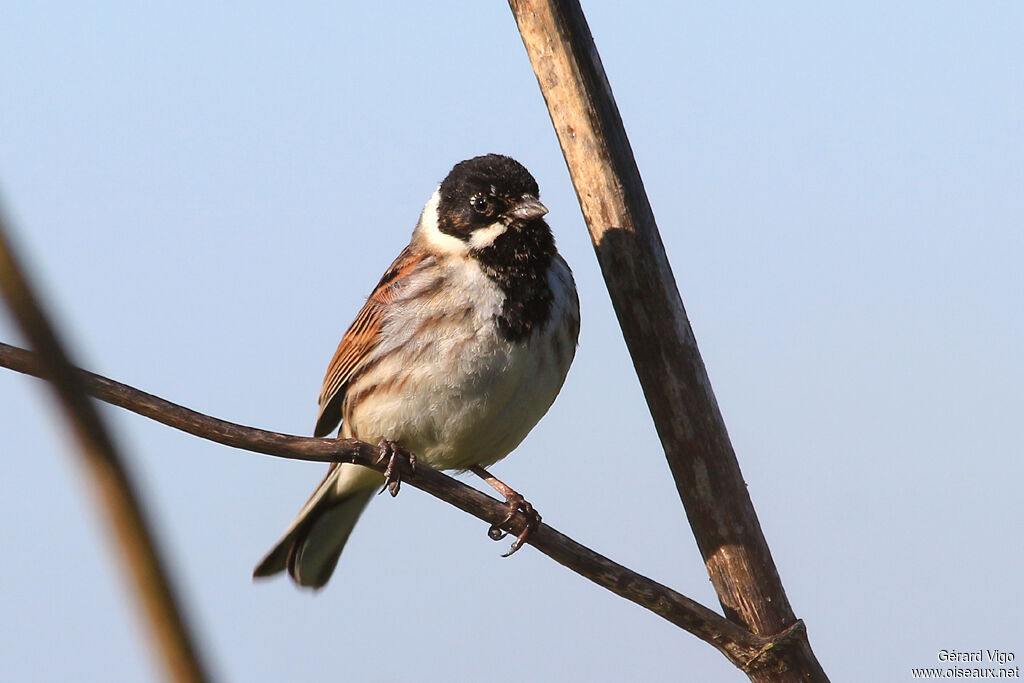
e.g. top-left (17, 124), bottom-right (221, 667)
top-left (254, 154), bottom-right (580, 589)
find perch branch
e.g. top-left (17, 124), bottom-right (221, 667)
top-left (2, 340), bottom-right (785, 670)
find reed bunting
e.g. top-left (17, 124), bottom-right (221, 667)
top-left (254, 154), bottom-right (580, 589)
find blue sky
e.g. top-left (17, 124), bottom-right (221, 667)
top-left (1, 2), bottom-right (1021, 681)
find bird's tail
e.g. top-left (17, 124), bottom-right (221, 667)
top-left (253, 463), bottom-right (381, 589)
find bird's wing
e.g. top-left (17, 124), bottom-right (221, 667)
top-left (313, 246), bottom-right (429, 437)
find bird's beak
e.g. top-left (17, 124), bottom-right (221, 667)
top-left (506, 195), bottom-right (548, 221)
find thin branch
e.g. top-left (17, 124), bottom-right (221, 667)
top-left (1, 340), bottom-right (780, 669)
top-left (508, 1), bottom-right (828, 680)
top-left (0, 216), bottom-right (211, 682)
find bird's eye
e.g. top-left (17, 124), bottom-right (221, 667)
top-left (469, 193), bottom-right (490, 214)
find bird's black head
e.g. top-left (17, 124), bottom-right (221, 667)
top-left (436, 154), bottom-right (547, 241)
top-left (429, 154), bottom-right (559, 341)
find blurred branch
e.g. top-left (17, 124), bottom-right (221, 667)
top-left (1, 340), bottom-right (785, 669)
top-left (0, 214), bottom-right (211, 682)
top-left (508, 1), bottom-right (828, 680)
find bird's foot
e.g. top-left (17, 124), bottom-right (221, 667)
top-left (376, 439), bottom-right (416, 497)
top-left (488, 492), bottom-right (542, 557)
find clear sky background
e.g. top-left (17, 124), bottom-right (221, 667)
top-left (2, 3), bottom-right (1021, 681)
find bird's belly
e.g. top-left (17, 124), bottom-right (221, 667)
top-left (345, 326), bottom-right (570, 471)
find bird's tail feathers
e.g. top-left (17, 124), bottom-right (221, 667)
top-left (253, 463), bottom-right (381, 589)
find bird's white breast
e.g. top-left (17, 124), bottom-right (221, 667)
top-left (344, 252), bottom-right (578, 471)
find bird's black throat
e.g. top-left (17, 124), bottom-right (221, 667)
top-left (474, 219), bottom-right (556, 343)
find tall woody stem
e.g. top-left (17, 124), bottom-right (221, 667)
top-left (508, 2), bottom-right (828, 679)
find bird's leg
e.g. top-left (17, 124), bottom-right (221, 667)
top-left (376, 439), bottom-right (416, 497)
top-left (469, 465), bottom-right (541, 557)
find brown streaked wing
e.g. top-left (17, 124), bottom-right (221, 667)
top-left (313, 246), bottom-right (428, 437)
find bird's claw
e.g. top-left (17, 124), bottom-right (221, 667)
top-left (488, 493), bottom-right (541, 557)
top-left (376, 440), bottom-right (415, 497)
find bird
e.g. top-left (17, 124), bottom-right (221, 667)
top-left (253, 154), bottom-right (580, 589)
